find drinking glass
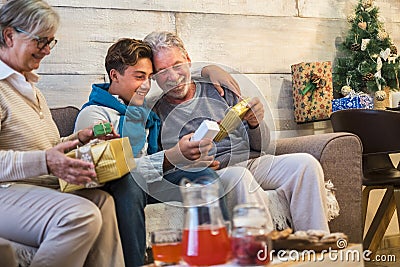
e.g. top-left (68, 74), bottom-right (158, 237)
top-left (150, 229), bottom-right (182, 266)
top-left (231, 203), bottom-right (271, 265)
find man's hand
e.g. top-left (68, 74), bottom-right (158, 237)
top-left (243, 97), bottom-right (265, 128)
top-left (208, 160), bottom-right (220, 170)
top-left (202, 65), bottom-right (241, 97)
top-left (164, 133), bottom-right (215, 169)
top-left (46, 140), bottom-right (97, 185)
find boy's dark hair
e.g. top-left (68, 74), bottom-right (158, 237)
top-left (105, 38), bottom-right (152, 82)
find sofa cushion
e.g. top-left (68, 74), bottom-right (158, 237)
top-left (50, 106), bottom-right (80, 137)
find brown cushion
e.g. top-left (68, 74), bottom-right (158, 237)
top-left (50, 106), bottom-right (80, 137)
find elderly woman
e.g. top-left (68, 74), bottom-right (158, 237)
top-left (0, 1), bottom-right (124, 266)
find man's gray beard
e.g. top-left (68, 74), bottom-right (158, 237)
top-left (167, 85), bottom-right (189, 99)
top-left (165, 76), bottom-right (189, 99)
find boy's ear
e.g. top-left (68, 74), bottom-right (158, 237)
top-left (109, 69), bottom-right (119, 82)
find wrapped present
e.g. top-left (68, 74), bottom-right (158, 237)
top-left (332, 91), bottom-right (374, 112)
top-left (291, 62), bottom-right (333, 123)
top-left (59, 137), bottom-right (136, 192)
top-left (93, 122), bottom-right (112, 137)
top-left (214, 98), bottom-right (250, 142)
top-left (359, 94), bottom-right (374, 109)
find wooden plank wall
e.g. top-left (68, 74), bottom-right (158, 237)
top-left (2, 0), bottom-right (400, 139)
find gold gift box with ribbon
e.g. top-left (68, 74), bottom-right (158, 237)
top-left (214, 98), bottom-right (250, 142)
top-left (59, 137), bottom-right (136, 192)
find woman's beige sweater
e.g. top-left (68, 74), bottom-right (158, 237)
top-left (0, 80), bottom-right (76, 184)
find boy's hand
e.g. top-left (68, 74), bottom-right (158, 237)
top-left (202, 65), bottom-right (241, 97)
top-left (77, 122), bottom-right (120, 144)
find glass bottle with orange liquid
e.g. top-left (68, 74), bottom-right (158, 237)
top-left (180, 177), bottom-right (231, 266)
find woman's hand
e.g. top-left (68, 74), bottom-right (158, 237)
top-left (77, 127), bottom-right (93, 145)
top-left (202, 65), bottom-right (241, 97)
top-left (243, 97), bottom-right (265, 128)
top-left (45, 140), bottom-right (97, 185)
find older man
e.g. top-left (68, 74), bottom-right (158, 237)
top-left (144, 31), bottom-right (330, 232)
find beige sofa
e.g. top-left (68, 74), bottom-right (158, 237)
top-left (145, 132), bottom-right (364, 245)
top-left (1, 106), bottom-right (363, 266)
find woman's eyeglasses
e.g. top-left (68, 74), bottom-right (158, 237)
top-left (14, 27), bottom-right (57, 50)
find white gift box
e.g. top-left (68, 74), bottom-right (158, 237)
top-left (191, 120), bottom-right (220, 141)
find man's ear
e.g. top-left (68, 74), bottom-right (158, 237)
top-left (3, 27), bottom-right (15, 47)
top-left (109, 69), bottom-right (119, 83)
top-left (186, 53), bottom-right (192, 68)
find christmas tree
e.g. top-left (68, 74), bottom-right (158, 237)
top-left (333, 0), bottom-right (400, 99)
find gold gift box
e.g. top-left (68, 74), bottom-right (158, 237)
top-left (214, 98), bottom-right (250, 142)
top-left (59, 137), bottom-right (136, 192)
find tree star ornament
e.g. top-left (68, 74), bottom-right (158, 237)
top-left (362, 0), bottom-right (373, 8)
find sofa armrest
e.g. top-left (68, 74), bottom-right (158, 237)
top-left (275, 132), bottom-right (363, 243)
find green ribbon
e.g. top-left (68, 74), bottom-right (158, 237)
top-left (301, 72), bottom-right (326, 103)
top-left (302, 82), bottom-right (316, 95)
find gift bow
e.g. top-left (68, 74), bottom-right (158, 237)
top-left (346, 89), bottom-right (369, 99)
top-left (301, 73), bottom-right (327, 101)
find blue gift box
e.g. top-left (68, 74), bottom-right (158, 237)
top-left (359, 94), bottom-right (374, 109)
top-left (332, 94), bottom-right (373, 112)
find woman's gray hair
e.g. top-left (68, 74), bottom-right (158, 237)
top-left (0, 0), bottom-right (59, 47)
top-left (144, 31), bottom-right (188, 59)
